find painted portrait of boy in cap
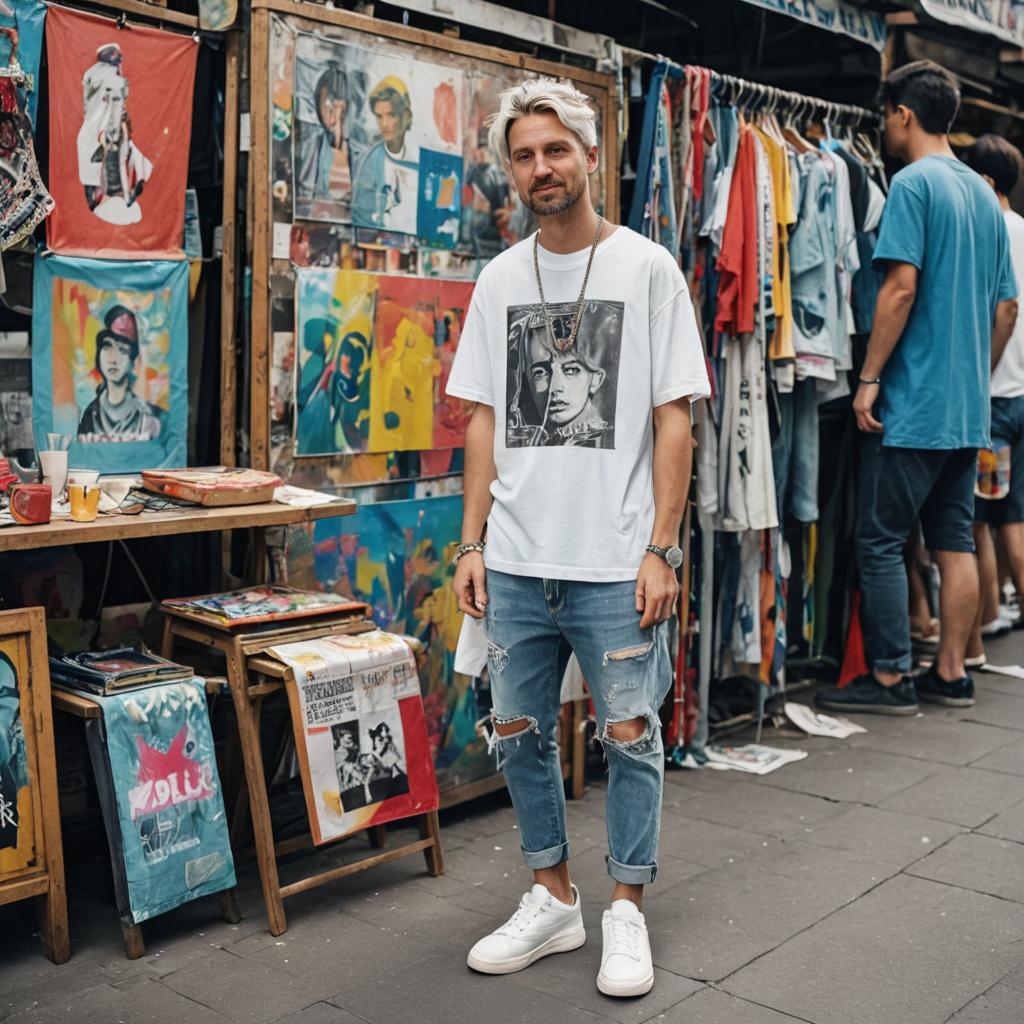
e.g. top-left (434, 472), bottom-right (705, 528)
top-left (77, 304), bottom-right (165, 441)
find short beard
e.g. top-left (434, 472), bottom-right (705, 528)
top-left (524, 178), bottom-right (585, 217)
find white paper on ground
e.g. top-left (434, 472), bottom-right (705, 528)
top-left (977, 663), bottom-right (1024, 679)
top-left (705, 743), bottom-right (808, 775)
top-left (784, 702), bottom-right (867, 738)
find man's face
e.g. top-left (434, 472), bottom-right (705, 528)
top-left (98, 338), bottom-right (133, 387)
top-left (336, 731), bottom-right (355, 752)
top-left (372, 99), bottom-right (405, 145)
top-left (527, 334), bottom-right (604, 427)
top-left (507, 111), bottom-right (598, 217)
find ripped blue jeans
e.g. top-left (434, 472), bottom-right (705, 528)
top-left (484, 570), bottom-right (671, 885)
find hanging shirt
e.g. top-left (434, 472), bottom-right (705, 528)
top-left (992, 209), bottom-right (1024, 400)
top-left (790, 153), bottom-right (840, 377)
top-left (715, 126), bottom-right (759, 337)
top-left (446, 227), bottom-right (711, 582)
top-left (873, 155), bottom-right (1017, 449)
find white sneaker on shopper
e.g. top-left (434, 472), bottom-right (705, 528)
top-left (1000, 604), bottom-right (1022, 626)
top-left (596, 899), bottom-right (654, 997)
top-left (466, 883), bottom-right (585, 975)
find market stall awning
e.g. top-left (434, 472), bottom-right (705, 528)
top-left (737, 0), bottom-right (887, 51)
top-left (919, 0), bottom-right (1024, 47)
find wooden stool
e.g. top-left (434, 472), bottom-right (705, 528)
top-left (160, 609), bottom-right (444, 936)
top-left (51, 687), bottom-right (241, 960)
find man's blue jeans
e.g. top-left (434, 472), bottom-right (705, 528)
top-left (484, 571), bottom-right (671, 885)
top-left (856, 435), bottom-right (976, 674)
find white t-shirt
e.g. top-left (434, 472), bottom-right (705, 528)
top-left (446, 225), bottom-right (711, 582)
top-left (992, 209), bottom-right (1024, 399)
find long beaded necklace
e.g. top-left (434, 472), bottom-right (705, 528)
top-left (532, 215), bottom-right (604, 353)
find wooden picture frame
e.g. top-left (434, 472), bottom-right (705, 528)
top-left (247, 0), bottom-right (621, 469)
top-left (0, 607), bottom-right (69, 963)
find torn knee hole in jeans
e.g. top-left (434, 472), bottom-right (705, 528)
top-left (487, 640), bottom-right (510, 673)
top-left (480, 713), bottom-right (541, 762)
top-left (603, 713), bottom-right (657, 751)
top-left (603, 641), bottom-right (653, 666)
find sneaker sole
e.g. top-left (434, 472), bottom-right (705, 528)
top-left (597, 970), bottom-right (654, 998)
top-left (467, 925), bottom-right (586, 975)
top-left (815, 699), bottom-right (919, 717)
top-left (918, 693), bottom-right (975, 707)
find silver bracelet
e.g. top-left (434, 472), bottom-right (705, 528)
top-left (453, 541), bottom-right (485, 566)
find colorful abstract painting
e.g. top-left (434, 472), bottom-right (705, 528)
top-left (32, 254), bottom-right (188, 473)
top-left (96, 680), bottom-right (236, 924)
top-left (0, 0), bottom-right (46, 126)
top-left (295, 267), bottom-right (376, 456)
top-left (311, 495), bottom-right (493, 794)
top-left (295, 271), bottom-right (473, 457)
top-left (418, 149), bottom-right (463, 249)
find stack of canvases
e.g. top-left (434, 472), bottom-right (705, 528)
top-left (26, 7), bottom-right (196, 476)
top-left (265, 12), bottom-right (609, 800)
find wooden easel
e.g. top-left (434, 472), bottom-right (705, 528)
top-left (161, 608), bottom-right (444, 935)
top-left (0, 609), bottom-right (69, 964)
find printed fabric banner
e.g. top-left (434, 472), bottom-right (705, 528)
top-left (737, 0), bottom-right (886, 51)
top-left (312, 495), bottom-right (495, 795)
top-left (32, 254), bottom-right (188, 473)
top-left (269, 630), bottom-right (439, 845)
top-left (45, 6), bottom-right (198, 257)
top-left (920, 0), bottom-right (1024, 46)
top-left (95, 680), bottom-right (235, 924)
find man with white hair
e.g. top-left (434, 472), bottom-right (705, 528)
top-left (446, 77), bottom-right (710, 997)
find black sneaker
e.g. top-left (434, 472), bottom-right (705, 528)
top-left (814, 675), bottom-right (919, 716)
top-left (915, 666), bottom-right (975, 707)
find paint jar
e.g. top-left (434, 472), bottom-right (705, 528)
top-left (69, 483), bottom-right (102, 523)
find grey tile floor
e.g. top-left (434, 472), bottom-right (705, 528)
top-left (5, 630), bottom-right (1024, 1024)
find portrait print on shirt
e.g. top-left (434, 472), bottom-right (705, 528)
top-left (505, 299), bottom-right (623, 449)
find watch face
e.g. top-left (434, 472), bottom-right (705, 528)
top-left (666, 546), bottom-right (684, 569)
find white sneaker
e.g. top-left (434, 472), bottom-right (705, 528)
top-left (1000, 604), bottom-right (1022, 626)
top-left (596, 899), bottom-right (654, 997)
top-left (466, 883), bottom-right (585, 975)
top-left (981, 618), bottom-right (1010, 638)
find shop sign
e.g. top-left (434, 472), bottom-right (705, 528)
top-left (920, 0), bottom-right (1024, 47)
top-left (739, 0), bottom-right (887, 51)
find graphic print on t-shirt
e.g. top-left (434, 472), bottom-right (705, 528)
top-left (505, 299), bottom-right (623, 449)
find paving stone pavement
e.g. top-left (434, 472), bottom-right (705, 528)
top-left (5, 631), bottom-right (1024, 1024)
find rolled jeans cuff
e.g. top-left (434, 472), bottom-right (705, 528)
top-left (872, 655), bottom-right (912, 675)
top-left (607, 854), bottom-right (657, 885)
top-left (521, 840), bottom-right (570, 870)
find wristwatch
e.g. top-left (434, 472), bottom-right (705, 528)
top-left (646, 543), bottom-right (684, 569)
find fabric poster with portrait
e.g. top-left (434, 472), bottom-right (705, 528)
top-left (45, 6), bottom-right (197, 258)
top-left (268, 630), bottom-right (438, 846)
top-left (311, 495), bottom-right (494, 795)
top-left (93, 680), bottom-right (236, 925)
top-left (0, 639), bottom-right (35, 878)
top-left (32, 254), bottom-right (188, 473)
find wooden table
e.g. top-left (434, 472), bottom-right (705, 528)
top-left (52, 686), bottom-right (242, 959)
top-left (0, 499), bottom-right (357, 552)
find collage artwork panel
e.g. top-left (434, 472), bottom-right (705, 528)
top-left (310, 495), bottom-right (493, 793)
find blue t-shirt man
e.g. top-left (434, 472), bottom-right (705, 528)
top-left (873, 155), bottom-right (1017, 449)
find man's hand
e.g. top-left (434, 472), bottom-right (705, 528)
top-left (636, 552), bottom-right (679, 630)
top-left (853, 382), bottom-right (883, 433)
top-left (455, 552), bottom-right (487, 619)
